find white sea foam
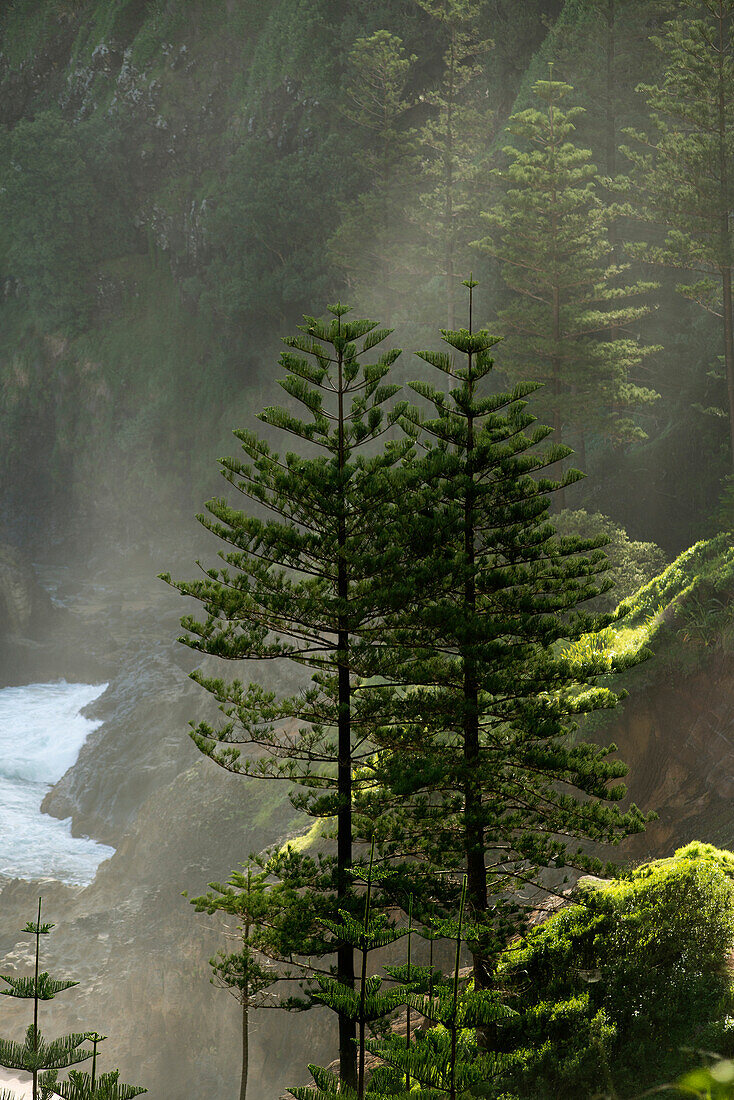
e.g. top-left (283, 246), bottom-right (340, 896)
top-left (0, 1069), bottom-right (31, 1097)
top-left (0, 682), bottom-right (114, 885)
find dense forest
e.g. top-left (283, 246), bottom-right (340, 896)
top-left (0, 0), bottom-right (730, 557)
top-left (3, 0), bottom-right (734, 1098)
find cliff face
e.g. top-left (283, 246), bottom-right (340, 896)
top-left (0, 561), bottom-right (323, 1098)
top-left (613, 658), bottom-right (734, 861)
top-left (0, 0), bottom-right (561, 553)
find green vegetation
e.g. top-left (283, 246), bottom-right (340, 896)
top-left (0, 900), bottom-right (145, 1100)
top-left (171, 285), bottom-right (654, 1095)
top-left (7, 1), bottom-right (734, 1097)
top-left (0, 0), bottom-right (731, 550)
top-left (476, 76), bottom-right (659, 469)
top-left (553, 508), bottom-right (668, 610)
top-left (495, 842), bottom-right (734, 1098)
top-left (556, 533), bottom-right (734, 687)
top-left (620, 0), bottom-right (734, 467)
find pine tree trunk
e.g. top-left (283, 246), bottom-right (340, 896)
top-left (240, 992), bottom-right (249, 1100)
top-left (446, 33), bottom-right (456, 333)
top-left (549, 92), bottom-right (566, 507)
top-left (605, 0), bottom-right (617, 180)
top-left (358, 943), bottom-right (368, 1100)
top-left (552, 282), bottom-right (566, 508)
top-left (336, 342), bottom-right (357, 1089)
top-left (33, 898), bottom-right (40, 1100)
top-left (717, 5), bottom-right (734, 471)
top-left (463, 299), bottom-right (489, 996)
top-left (722, 265), bottom-right (734, 471)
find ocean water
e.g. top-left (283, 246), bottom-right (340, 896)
top-left (0, 681), bottom-right (114, 885)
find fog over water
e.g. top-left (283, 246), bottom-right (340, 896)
top-left (0, 681), bottom-right (113, 884)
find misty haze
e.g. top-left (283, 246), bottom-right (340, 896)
top-left (2, 2), bottom-right (734, 1098)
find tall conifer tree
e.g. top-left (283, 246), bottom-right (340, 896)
top-left (620, 0), bottom-right (734, 467)
top-left (476, 78), bottom-right (659, 481)
top-left (163, 306), bottom-right (408, 1088)
top-left (413, 0), bottom-right (493, 328)
top-left (329, 31), bottom-right (418, 318)
top-left (358, 280), bottom-right (648, 989)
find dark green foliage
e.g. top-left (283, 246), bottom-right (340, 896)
top-left (43, 1071), bottom-right (147, 1100)
top-left (0, 110), bottom-right (130, 327)
top-left (520, 0), bottom-right (671, 175)
top-left (552, 509), bottom-right (668, 610)
top-left (165, 304), bottom-right (409, 1087)
top-left (328, 30), bottom-right (419, 320)
top-left (620, 0), bottom-right (734, 466)
top-left (0, 977), bottom-right (78, 1002)
top-left (476, 77), bottom-right (660, 455)
top-left (494, 843), bottom-right (734, 1098)
top-left (358, 281), bottom-right (647, 989)
top-left (412, 0), bottom-right (494, 329)
top-left (202, 136), bottom-right (358, 328)
top-left (0, 1030), bottom-right (90, 1076)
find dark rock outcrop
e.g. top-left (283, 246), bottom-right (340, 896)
top-left (41, 638), bottom-right (201, 845)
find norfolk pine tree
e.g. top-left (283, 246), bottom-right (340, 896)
top-left (163, 306), bottom-right (409, 1088)
top-left (0, 900), bottom-right (91, 1100)
top-left (357, 280), bottom-right (648, 992)
top-left (42, 1031), bottom-right (146, 1100)
top-left (546, 0), bottom-right (671, 178)
top-left (413, 0), bottom-right (493, 329)
top-left (290, 844), bottom-right (408, 1100)
top-left (620, 0), bottom-right (734, 467)
top-left (188, 862), bottom-right (317, 1100)
top-left (329, 31), bottom-right (418, 318)
top-left (476, 78), bottom-right (659, 484)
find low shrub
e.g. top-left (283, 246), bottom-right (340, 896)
top-left (494, 843), bottom-right (734, 1098)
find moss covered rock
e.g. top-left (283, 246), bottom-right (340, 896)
top-left (495, 843), bottom-right (734, 1098)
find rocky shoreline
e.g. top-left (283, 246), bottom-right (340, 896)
top-left (0, 555), bottom-right (331, 1098)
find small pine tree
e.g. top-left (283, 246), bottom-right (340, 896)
top-left (41, 1034), bottom-right (146, 1100)
top-left (380, 896), bottom-right (439, 1093)
top-left (0, 900), bottom-right (91, 1100)
top-left (366, 882), bottom-right (514, 1099)
top-left (188, 863), bottom-right (308, 1100)
top-left (289, 845), bottom-right (407, 1100)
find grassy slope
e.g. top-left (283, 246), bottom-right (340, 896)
top-left (564, 534), bottom-right (734, 686)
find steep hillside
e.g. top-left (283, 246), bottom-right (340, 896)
top-left (0, 0), bottom-right (561, 555)
top-left (565, 535), bottom-right (734, 859)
